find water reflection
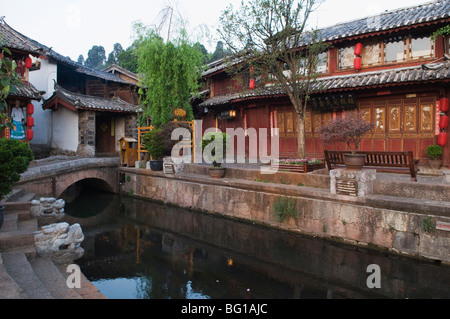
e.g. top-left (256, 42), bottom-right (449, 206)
top-left (65, 192), bottom-right (450, 299)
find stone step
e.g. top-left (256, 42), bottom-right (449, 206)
top-left (56, 263), bottom-right (107, 299)
top-left (1, 250), bottom-right (53, 299)
top-left (0, 252), bottom-right (26, 299)
top-left (29, 257), bottom-right (82, 299)
top-left (0, 230), bottom-right (35, 251)
top-left (14, 192), bottom-right (36, 203)
top-left (1, 188), bottom-right (25, 203)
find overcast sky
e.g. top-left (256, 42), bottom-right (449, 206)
top-left (2, 0), bottom-right (432, 61)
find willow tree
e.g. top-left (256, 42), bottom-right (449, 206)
top-left (218, 0), bottom-right (327, 158)
top-left (135, 25), bottom-right (204, 128)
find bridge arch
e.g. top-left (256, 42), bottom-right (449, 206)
top-left (54, 168), bottom-right (117, 199)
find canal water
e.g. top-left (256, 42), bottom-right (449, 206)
top-left (63, 190), bottom-right (450, 300)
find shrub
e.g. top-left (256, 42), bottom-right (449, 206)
top-left (425, 145), bottom-right (443, 160)
top-left (201, 132), bottom-right (231, 167)
top-left (0, 139), bottom-right (34, 200)
top-left (142, 122), bottom-right (192, 160)
top-left (273, 197), bottom-right (298, 222)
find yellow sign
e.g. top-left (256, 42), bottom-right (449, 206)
top-left (174, 108), bottom-right (187, 118)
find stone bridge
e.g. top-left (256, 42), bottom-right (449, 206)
top-left (16, 156), bottom-right (120, 199)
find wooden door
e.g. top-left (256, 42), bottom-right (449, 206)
top-left (96, 116), bottom-right (115, 154)
top-left (359, 96), bottom-right (436, 160)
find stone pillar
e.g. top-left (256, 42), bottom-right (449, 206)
top-left (330, 169), bottom-right (376, 197)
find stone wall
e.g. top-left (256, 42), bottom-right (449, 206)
top-left (120, 168), bottom-right (450, 264)
top-left (78, 111), bottom-right (96, 156)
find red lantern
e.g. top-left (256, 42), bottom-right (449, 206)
top-left (438, 132), bottom-right (448, 146)
top-left (27, 103), bottom-right (34, 115)
top-left (440, 115), bottom-right (449, 130)
top-left (27, 116), bottom-right (34, 128)
top-left (249, 79), bottom-right (255, 90)
top-left (354, 43), bottom-right (363, 56)
top-left (26, 129), bottom-right (34, 141)
top-left (25, 57), bottom-right (32, 69)
top-left (440, 98), bottom-right (449, 113)
top-left (354, 57), bottom-right (362, 70)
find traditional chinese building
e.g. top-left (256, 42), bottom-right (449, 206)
top-left (0, 18), bottom-right (42, 142)
top-left (197, 0), bottom-right (450, 168)
top-left (1, 19), bottom-right (140, 157)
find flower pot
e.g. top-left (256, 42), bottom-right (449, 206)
top-left (0, 205), bottom-right (5, 230)
top-left (150, 160), bottom-right (164, 171)
top-left (209, 167), bottom-right (226, 179)
top-left (429, 159), bottom-right (442, 170)
top-left (344, 154), bottom-right (366, 170)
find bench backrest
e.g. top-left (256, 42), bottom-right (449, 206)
top-left (324, 150), bottom-right (415, 168)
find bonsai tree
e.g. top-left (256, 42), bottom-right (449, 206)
top-left (318, 111), bottom-right (374, 154)
top-left (201, 132), bottom-right (231, 168)
top-left (425, 145), bottom-right (443, 160)
top-left (0, 139), bottom-right (34, 201)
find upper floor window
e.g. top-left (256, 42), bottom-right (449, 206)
top-left (338, 46), bottom-right (354, 70)
top-left (410, 35), bottom-right (434, 60)
top-left (361, 41), bottom-right (382, 67)
top-left (317, 52), bottom-right (329, 74)
top-left (338, 34), bottom-right (435, 70)
top-left (384, 37), bottom-right (406, 64)
top-left (447, 35), bottom-right (450, 54)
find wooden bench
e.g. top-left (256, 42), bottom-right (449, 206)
top-left (324, 150), bottom-right (420, 182)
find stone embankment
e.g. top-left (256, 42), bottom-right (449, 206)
top-left (0, 190), bottom-right (105, 299)
top-left (120, 163), bottom-right (450, 264)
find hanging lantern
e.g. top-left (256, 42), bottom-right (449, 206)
top-left (438, 132), bottom-right (448, 146)
top-left (354, 57), bottom-right (362, 70)
top-left (27, 103), bottom-right (34, 115)
top-left (249, 79), bottom-right (256, 90)
top-left (354, 43), bottom-right (363, 56)
top-left (26, 129), bottom-right (34, 141)
top-left (440, 98), bottom-right (449, 113)
top-left (25, 57), bottom-right (32, 69)
top-left (439, 115), bottom-right (449, 130)
top-left (27, 116), bottom-right (34, 128)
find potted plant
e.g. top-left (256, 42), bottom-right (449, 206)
top-left (142, 122), bottom-right (192, 171)
top-left (0, 139), bottom-right (34, 229)
top-left (319, 111), bottom-right (374, 170)
top-left (142, 129), bottom-right (165, 171)
top-left (202, 132), bottom-right (230, 178)
top-left (425, 145), bottom-right (443, 170)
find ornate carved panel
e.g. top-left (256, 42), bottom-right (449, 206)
top-left (404, 106), bottom-right (417, 132)
top-left (375, 107), bottom-right (386, 133)
top-left (388, 106), bottom-right (401, 132)
top-left (420, 104), bottom-right (433, 132)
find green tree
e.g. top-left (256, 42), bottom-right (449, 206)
top-left (118, 43), bottom-right (139, 73)
top-left (106, 43), bottom-right (124, 66)
top-left (136, 26), bottom-right (204, 127)
top-left (84, 45), bottom-right (106, 70)
top-left (210, 41), bottom-right (229, 62)
top-left (77, 54), bottom-right (85, 65)
top-left (218, 0), bottom-right (327, 158)
top-left (0, 38), bottom-right (23, 132)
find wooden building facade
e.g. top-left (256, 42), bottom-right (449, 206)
top-left (196, 0), bottom-right (450, 168)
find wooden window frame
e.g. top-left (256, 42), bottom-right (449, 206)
top-left (337, 34), bottom-right (436, 71)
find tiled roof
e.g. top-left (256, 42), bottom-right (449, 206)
top-left (9, 82), bottom-right (42, 101)
top-left (200, 58), bottom-right (450, 107)
top-left (202, 0), bottom-right (450, 77)
top-left (43, 84), bottom-right (138, 113)
top-left (0, 18), bottom-right (44, 56)
top-left (0, 19), bottom-right (131, 85)
top-left (317, 0), bottom-right (450, 43)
